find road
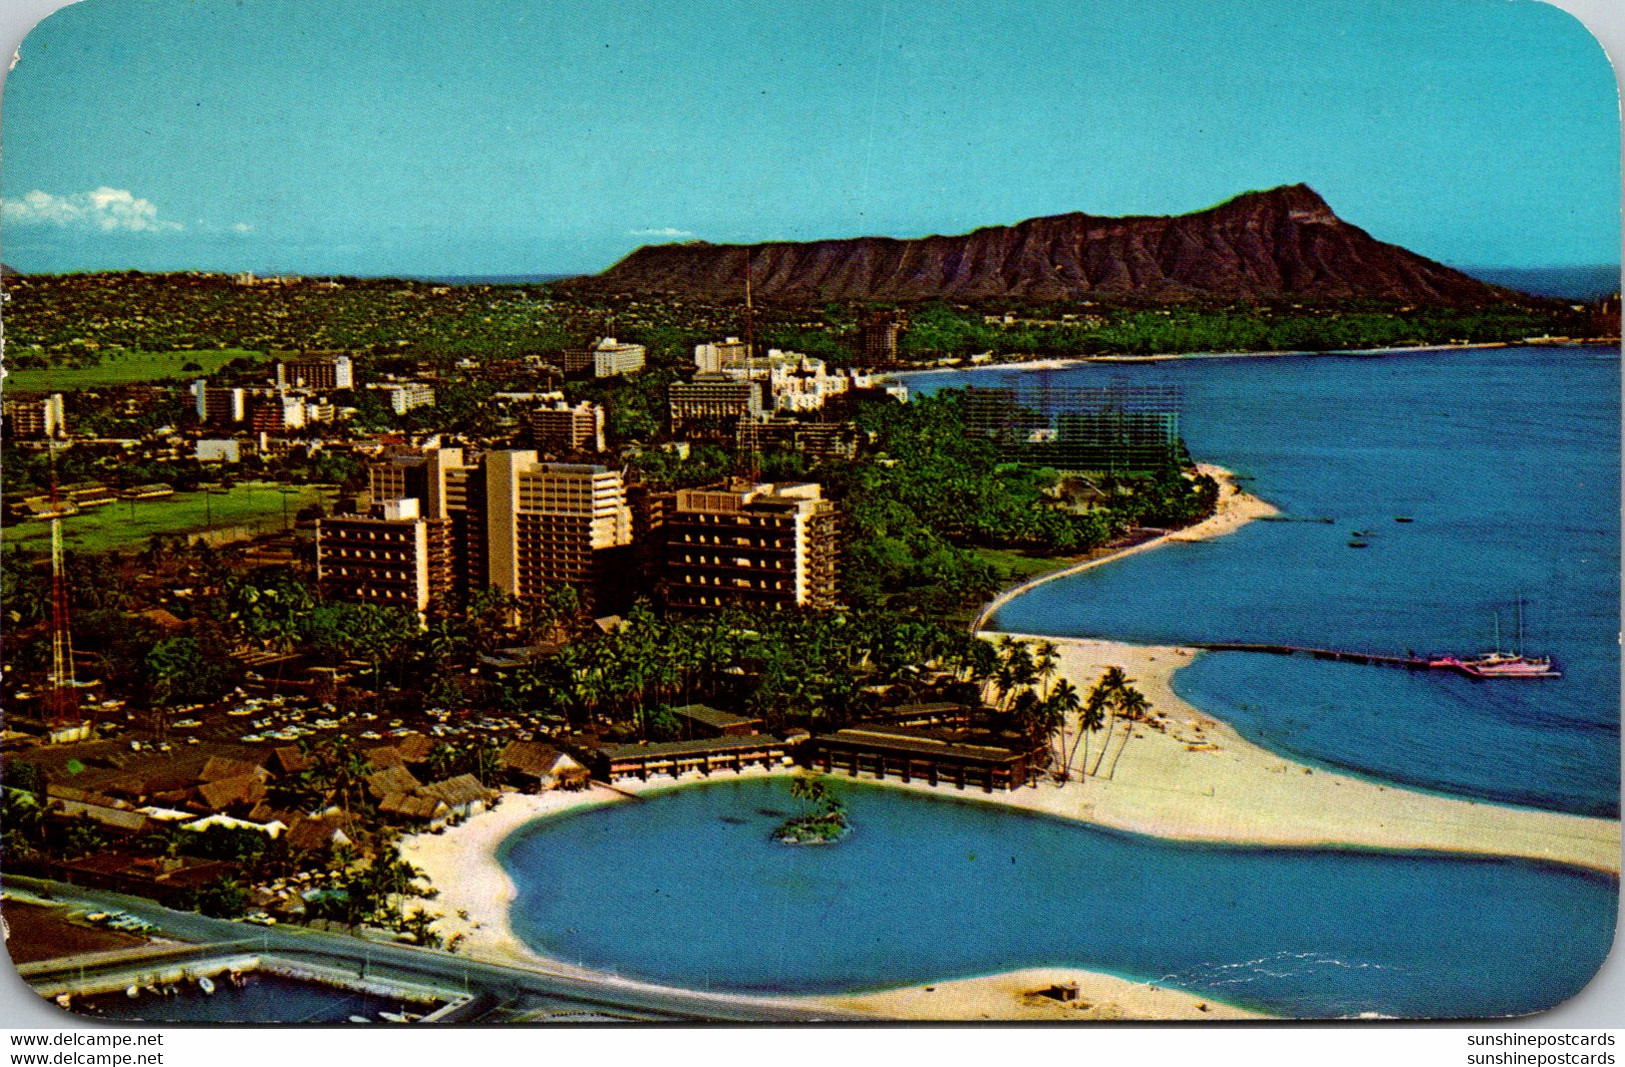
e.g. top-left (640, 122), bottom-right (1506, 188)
top-left (8, 877), bottom-right (856, 1023)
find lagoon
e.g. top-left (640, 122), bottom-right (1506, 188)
top-left (499, 777), bottom-right (1616, 1018)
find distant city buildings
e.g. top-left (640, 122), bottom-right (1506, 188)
top-left (369, 445), bottom-right (464, 520)
top-left (274, 353), bottom-right (354, 390)
top-left (367, 381), bottom-right (437, 415)
top-left (692, 336), bottom-right (752, 374)
top-left (860, 311), bottom-right (904, 364)
top-left (664, 480), bottom-right (838, 612)
top-left (669, 374), bottom-right (764, 438)
top-left (192, 379), bottom-right (347, 434)
top-left (562, 337), bottom-right (645, 378)
top-left (2, 393), bottom-right (66, 439)
top-left (195, 438), bottom-right (242, 464)
top-left (683, 341), bottom-right (907, 421)
top-left (526, 399), bottom-right (606, 454)
top-left (191, 381), bottom-right (246, 425)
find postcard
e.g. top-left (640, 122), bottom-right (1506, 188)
top-left (0, 0), bottom-right (1618, 1025)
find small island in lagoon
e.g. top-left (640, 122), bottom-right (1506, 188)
top-left (772, 776), bottom-right (850, 845)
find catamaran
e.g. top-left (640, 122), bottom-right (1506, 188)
top-left (1429, 600), bottom-right (1561, 679)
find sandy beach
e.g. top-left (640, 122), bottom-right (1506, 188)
top-left (817, 966), bottom-right (1266, 1021)
top-left (869, 634), bottom-right (1621, 875)
top-left (887, 340), bottom-right (1528, 381)
top-left (400, 460), bottom-right (1618, 1022)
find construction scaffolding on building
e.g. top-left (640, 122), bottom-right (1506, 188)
top-left (960, 380), bottom-right (1183, 473)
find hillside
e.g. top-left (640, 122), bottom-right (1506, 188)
top-left (568, 185), bottom-right (1514, 305)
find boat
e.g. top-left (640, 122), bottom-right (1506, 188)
top-left (349, 1015), bottom-right (373, 1024)
top-left (1429, 601), bottom-right (1561, 679)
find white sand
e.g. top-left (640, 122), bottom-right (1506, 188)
top-left (818, 966), bottom-right (1266, 1021)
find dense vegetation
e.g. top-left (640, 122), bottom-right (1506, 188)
top-left (895, 301), bottom-right (1571, 359)
top-left (824, 392), bottom-right (1218, 613)
top-left (5, 272), bottom-right (1577, 371)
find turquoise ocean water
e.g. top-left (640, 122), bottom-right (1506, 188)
top-left (949, 346), bottom-right (1620, 818)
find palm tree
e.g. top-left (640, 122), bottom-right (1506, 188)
top-left (1088, 667), bottom-right (1134, 778)
top-left (1033, 640), bottom-right (1059, 698)
top-left (1044, 678), bottom-right (1082, 777)
top-left (1104, 685), bottom-right (1150, 780)
top-left (1070, 683), bottom-right (1109, 779)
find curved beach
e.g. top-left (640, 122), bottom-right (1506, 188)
top-left (402, 464), bottom-right (1618, 1022)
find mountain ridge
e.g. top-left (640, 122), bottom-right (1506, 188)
top-left (564, 185), bottom-right (1516, 305)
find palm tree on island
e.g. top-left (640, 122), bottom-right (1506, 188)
top-left (775, 775), bottom-right (850, 845)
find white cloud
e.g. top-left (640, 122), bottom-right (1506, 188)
top-left (1, 187), bottom-right (184, 233)
top-left (629, 226), bottom-right (694, 238)
top-left (230, 222), bottom-right (255, 234)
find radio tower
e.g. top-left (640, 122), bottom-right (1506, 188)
top-left (737, 249), bottom-right (762, 483)
top-left (45, 443), bottom-right (80, 732)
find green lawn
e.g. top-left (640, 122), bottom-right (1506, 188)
top-left (3, 349), bottom-right (266, 392)
top-left (2, 482), bottom-right (335, 554)
top-left (971, 546), bottom-right (1082, 584)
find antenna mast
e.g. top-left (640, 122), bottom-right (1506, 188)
top-left (46, 443), bottom-right (79, 731)
top-left (736, 248), bottom-right (762, 483)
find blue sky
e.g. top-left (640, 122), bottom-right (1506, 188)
top-left (0, 0), bottom-right (1618, 276)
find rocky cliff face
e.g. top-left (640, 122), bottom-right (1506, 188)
top-left (568, 185), bottom-right (1509, 304)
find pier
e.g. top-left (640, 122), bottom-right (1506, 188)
top-left (1187, 642), bottom-right (1560, 679)
top-left (1189, 642), bottom-right (1433, 669)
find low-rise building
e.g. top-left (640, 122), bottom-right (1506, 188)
top-left (593, 735), bottom-right (791, 782)
top-left (497, 740), bottom-right (591, 792)
top-left (367, 381), bottom-right (437, 415)
top-left (806, 726), bottom-right (1038, 792)
top-left (2, 393), bottom-right (66, 439)
top-left (562, 337), bottom-right (646, 378)
top-left (669, 704), bottom-right (763, 737)
top-left (195, 438), bottom-right (242, 463)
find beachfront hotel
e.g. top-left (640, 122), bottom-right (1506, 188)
top-left (315, 497), bottom-right (454, 618)
top-left (663, 480), bottom-right (839, 612)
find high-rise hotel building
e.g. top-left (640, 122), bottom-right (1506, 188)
top-left (664, 481), bottom-right (838, 612)
top-left (484, 452), bottom-right (633, 613)
top-left (315, 498), bottom-right (453, 619)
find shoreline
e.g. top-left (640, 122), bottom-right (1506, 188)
top-left (401, 454), bottom-right (1618, 1022)
top-left (972, 462), bottom-right (1277, 631)
top-left (399, 773), bottom-right (1272, 1021)
top-left (882, 337), bottom-right (1606, 382)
